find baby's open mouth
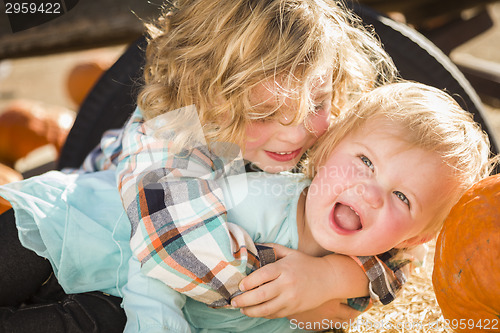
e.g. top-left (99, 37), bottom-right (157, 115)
top-left (332, 203), bottom-right (362, 232)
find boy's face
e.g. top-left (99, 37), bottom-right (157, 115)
top-left (243, 73), bottom-right (332, 173)
top-left (304, 118), bottom-right (458, 256)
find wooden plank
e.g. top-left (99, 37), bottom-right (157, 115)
top-left (0, 0), bottom-right (161, 59)
top-left (422, 8), bottom-right (494, 55)
top-left (453, 53), bottom-right (500, 104)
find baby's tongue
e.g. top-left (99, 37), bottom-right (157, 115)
top-left (333, 203), bottom-right (361, 231)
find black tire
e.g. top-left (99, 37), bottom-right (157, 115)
top-left (58, 4), bottom-right (499, 169)
top-left (349, 2), bottom-right (499, 154)
top-left (57, 36), bottom-right (147, 170)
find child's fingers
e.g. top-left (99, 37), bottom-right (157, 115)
top-left (231, 282), bottom-right (280, 309)
top-left (261, 243), bottom-right (296, 259)
top-left (237, 294), bottom-right (289, 319)
top-left (240, 300), bottom-right (285, 319)
top-left (238, 263), bottom-right (280, 292)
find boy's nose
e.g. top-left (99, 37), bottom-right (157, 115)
top-left (276, 122), bottom-right (309, 144)
top-left (361, 183), bottom-right (384, 209)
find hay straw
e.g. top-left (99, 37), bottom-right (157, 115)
top-left (326, 240), bottom-right (454, 333)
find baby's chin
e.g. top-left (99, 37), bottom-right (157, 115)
top-left (318, 239), bottom-right (393, 257)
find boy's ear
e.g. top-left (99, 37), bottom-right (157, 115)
top-left (394, 233), bottom-right (435, 249)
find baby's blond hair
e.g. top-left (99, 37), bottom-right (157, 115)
top-left (304, 81), bottom-right (495, 236)
top-left (137, 0), bottom-right (396, 148)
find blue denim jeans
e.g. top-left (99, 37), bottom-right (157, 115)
top-left (0, 209), bottom-right (126, 333)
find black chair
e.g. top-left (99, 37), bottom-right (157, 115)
top-left (57, 3), bottom-right (499, 170)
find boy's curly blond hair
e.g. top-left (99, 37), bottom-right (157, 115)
top-left (137, 0), bottom-right (396, 148)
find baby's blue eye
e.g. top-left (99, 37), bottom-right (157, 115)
top-left (394, 191), bottom-right (410, 208)
top-left (360, 155), bottom-right (374, 170)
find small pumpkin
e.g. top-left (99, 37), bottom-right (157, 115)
top-left (66, 59), bottom-right (111, 106)
top-left (0, 163), bottom-right (22, 214)
top-left (433, 174), bottom-right (500, 330)
top-left (0, 100), bottom-right (75, 166)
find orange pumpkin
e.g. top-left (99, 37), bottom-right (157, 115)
top-left (0, 163), bottom-right (23, 214)
top-left (433, 174), bottom-right (500, 331)
top-left (0, 100), bottom-right (75, 166)
top-left (66, 59), bottom-right (110, 106)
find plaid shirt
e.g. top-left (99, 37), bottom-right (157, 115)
top-left (80, 107), bottom-right (418, 310)
top-left (348, 246), bottom-right (425, 310)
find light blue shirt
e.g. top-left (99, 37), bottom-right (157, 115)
top-left (0, 170), bottom-right (310, 332)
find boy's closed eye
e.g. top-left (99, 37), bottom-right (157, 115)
top-left (313, 102), bottom-right (325, 112)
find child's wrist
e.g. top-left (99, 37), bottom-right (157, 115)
top-left (322, 254), bottom-right (369, 299)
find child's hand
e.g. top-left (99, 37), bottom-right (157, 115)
top-left (231, 244), bottom-right (339, 318)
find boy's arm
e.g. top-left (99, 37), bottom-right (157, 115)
top-left (234, 246), bottom-right (421, 319)
top-left (351, 254), bottom-right (403, 305)
top-left (352, 245), bottom-right (426, 304)
top-left (233, 245), bottom-right (369, 318)
top-left (78, 128), bottom-right (125, 172)
top-left (115, 108), bottom-right (275, 308)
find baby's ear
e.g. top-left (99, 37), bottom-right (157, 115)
top-left (394, 233), bottom-right (435, 249)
